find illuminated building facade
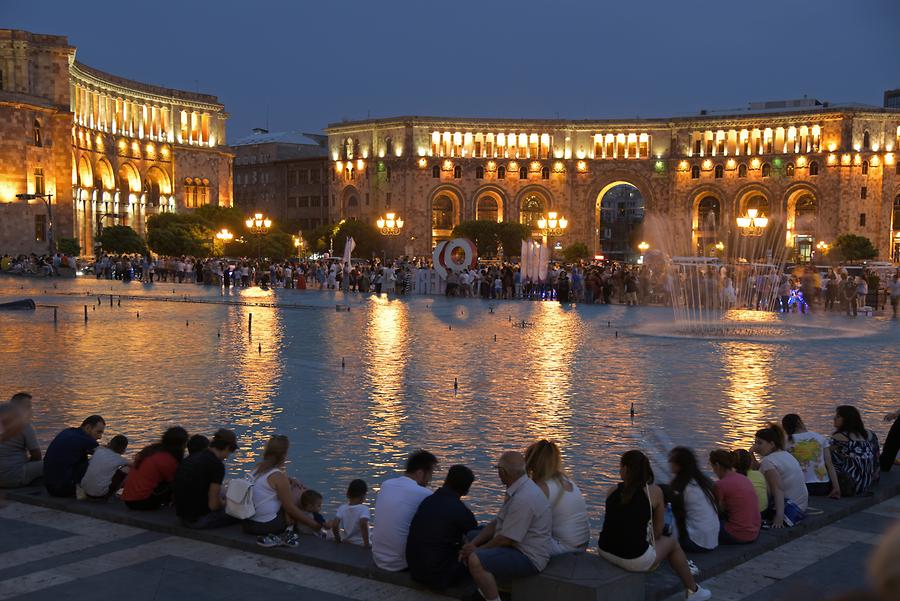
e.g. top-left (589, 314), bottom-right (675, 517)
top-left (326, 101), bottom-right (900, 262)
top-left (0, 29), bottom-right (232, 256)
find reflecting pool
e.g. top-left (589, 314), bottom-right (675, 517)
top-left (1, 276), bottom-right (897, 528)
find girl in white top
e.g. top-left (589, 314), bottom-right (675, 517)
top-left (668, 447), bottom-right (719, 552)
top-left (752, 424), bottom-right (809, 528)
top-left (525, 440), bottom-right (591, 555)
top-left (243, 435), bottom-right (324, 547)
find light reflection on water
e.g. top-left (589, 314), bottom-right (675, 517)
top-left (0, 276), bottom-right (898, 528)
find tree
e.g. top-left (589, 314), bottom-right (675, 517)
top-left (97, 225), bottom-right (147, 255)
top-left (832, 234), bottom-right (877, 262)
top-left (334, 219), bottom-right (384, 258)
top-left (57, 238), bottom-right (81, 256)
top-left (146, 213), bottom-right (214, 257)
top-left (561, 242), bottom-right (590, 263)
top-left (451, 221), bottom-right (531, 257)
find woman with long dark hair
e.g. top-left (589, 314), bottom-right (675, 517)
top-left (830, 405), bottom-right (881, 496)
top-left (597, 450), bottom-right (710, 600)
top-left (781, 413), bottom-right (840, 498)
top-left (122, 426), bottom-right (188, 510)
top-left (668, 447), bottom-right (719, 552)
top-left (751, 423), bottom-right (807, 528)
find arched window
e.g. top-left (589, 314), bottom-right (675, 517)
top-left (809, 161), bottom-right (819, 176)
top-left (432, 195), bottom-right (454, 230)
top-left (519, 194), bottom-right (544, 229)
top-left (541, 166), bottom-right (550, 180)
top-left (476, 195), bottom-right (499, 222)
top-left (794, 194), bottom-right (817, 233)
top-left (431, 165), bottom-right (440, 178)
top-left (714, 165), bottom-right (723, 179)
top-left (347, 195), bottom-right (358, 207)
top-left (475, 166), bottom-right (484, 179)
top-left (697, 197), bottom-right (720, 231)
top-left (385, 137), bottom-right (393, 156)
top-left (738, 164), bottom-right (747, 178)
top-left (453, 165), bottom-right (461, 179)
top-left (785, 162), bottom-right (795, 176)
top-left (691, 165), bottom-right (700, 179)
top-left (861, 160), bottom-right (868, 175)
top-left (519, 166), bottom-right (527, 180)
top-left (497, 166), bottom-right (506, 179)
top-left (761, 163), bottom-right (771, 178)
top-left (33, 119), bottom-right (43, 147)
top-left (863, 130), bottom-right (870, 150)
top-left (745, 194), bottom-right (770, 216)
top-left (344, 137), bottom-right (354, 160)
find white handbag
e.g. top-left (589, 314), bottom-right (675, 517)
top-left (225, 476), bottom-right (256, 519)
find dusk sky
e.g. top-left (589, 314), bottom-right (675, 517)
top-left (4, 0), bottom-right (899, 141)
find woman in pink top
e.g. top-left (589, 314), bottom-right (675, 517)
top-left (709, 450), bottom-right (760, 544)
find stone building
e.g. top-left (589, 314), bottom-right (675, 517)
top-left (232, 130), bottom-right (329, 231)
top-left (325, 101), bottom-right (900, 262)
top-left (0, 29), bottom-right (232, 256)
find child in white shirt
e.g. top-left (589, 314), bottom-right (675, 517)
top-left (332, 479), bottom-right (371, 547)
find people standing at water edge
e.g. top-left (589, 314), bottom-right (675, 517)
top-left (666, 447), bottom-right (720, 552)
top-left (830, 405), bottom-right (880, 496)
top-left (460, 452), bottom-right (552, 601)
top-left (332, 479), bottom-right (371, 547)
top-left (0, 393), bottom-right (42, 489)
top-left (372, 450), bottom-right (438, 571)
top-left (597, 450), bottom-right (711, 600)
top-left (121, 426), bottom-right (188, 510)
top-left (524, 439), bottom-right (590, 554)
top-left (174, 429), bottom-right (239, 529)
top-left (709, 450), bottom-right (760, 545)
top-left (406, 465), bottom-right (477, 590)
top-left (43, 415), bottom-right (105, 497)
top-left (752, 424), bottom-right (808, 527)
top-left (781, 413), bottom-right (841, 498)
top-left (80, 435), bottom-right (129, 499)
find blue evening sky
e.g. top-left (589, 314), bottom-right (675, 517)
top-left (3, 0), bottom-right (898, 141)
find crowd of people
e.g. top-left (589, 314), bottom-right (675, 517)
top-left (2, 392), bottom-right (899, 601)
top-left (3, 251), bottom-right (899, 317)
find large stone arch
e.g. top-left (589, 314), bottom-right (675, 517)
top-left (687, 184), bottom-right (727, 256)
top-left (77, 155), bottom-right (93, 189)
top-left (687, 184), bottom-right (728, 230)
top-left (117, 162), bottom-right (141, 195)
top-left (429, 184), bottom-right (464, 243)
top-left (783, 182), bottom-right (821, 260)
top-left (733, 183), bottom-right (773, 216)
top-left (340, 185), bottom-right (361, 219)
top-left (513, 185), bottom-right (554, 234)
top-left (145, 166), bottom-right (171, 210)
top-left (590, 173), bottom-right (653, 257)
top-left (95, 158), bottom-right (115, 191)
top-left (782, 182), bottom-right (821, 230)
top-left (471, 184), bottom-right (508, 223)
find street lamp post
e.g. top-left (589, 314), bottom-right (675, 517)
top-left (16, 193), bottom-right (54, 255)
top-left (376, 212), bottom-right (404, 236)
top-left (735, 208), bottom-right (768, 237)
top-left (536, 211), bottom-right (568, 246)
top-left (244, 212), bottom-right (272, 260)
top-left (214, 228), bottom-right (233, 256)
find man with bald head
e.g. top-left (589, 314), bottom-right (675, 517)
top-left (459, 451), bottom-right (551, 601)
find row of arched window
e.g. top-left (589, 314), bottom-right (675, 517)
top-left (431, 165), bottom-right (552, 180)
top-left (691, 161), bottom-right (820, 180)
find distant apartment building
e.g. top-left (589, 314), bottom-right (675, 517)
top-left (231, 130), bottom-right (329, 231)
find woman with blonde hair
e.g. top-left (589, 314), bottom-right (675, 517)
top-left (243, 435), bottom-right (325, 547)
top-left (524, 439), bottom-right (590, 554)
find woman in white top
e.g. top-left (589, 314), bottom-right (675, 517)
top-left (752, 424), bottom-right (809, 528)
top-left (525, 440), bottom-right (591, 555)
top-left (667, 447), bottom-right (719, 552)
top-left (242, 435), bottom-right (323, 547)
top-left (781, 413), bottom-right (841, 498)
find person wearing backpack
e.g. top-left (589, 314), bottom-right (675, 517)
top-left (173, 429), bottom-right (239, 529)
top-left (242, 435), bottom-right (325, 547)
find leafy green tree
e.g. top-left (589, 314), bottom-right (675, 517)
top-left (334, 219), bottom-right (384, 258)
top-left (146, 213), bottom-right (214, 257)
top-left (97, 225), bottom-right (147, 255)
top-left (832, 234), bottom-right (877, 262)
top-left (451, 221), bottom-right (530, 257)
top-left (561, 242), bottom-right (590, 263)
top-left (56, 238), bottom-right (81, 256)
top-left (497, 223), bottom-right (531, 257)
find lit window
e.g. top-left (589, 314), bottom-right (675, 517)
top-left (861, 161), bottom-right (868, 175)
top-left (541, 166), bottom-right (550, 180)
top-left (761, 163), bottom-right (771, 178)
top-left (34, 169), bottom-right (45, 195)
top-left (497, 166), bottom-right (506, 179)
top-left (785, 163), bottom-right (795, 177)
top-left (33, 119), bottom-right (43, 147)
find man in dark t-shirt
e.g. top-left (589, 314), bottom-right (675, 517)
top-left (44, 415), bottom-right (105, 497)
top-left (406, 465), bottom-right (478, 590)
top-left (173, 429), bottom-right (238, 529)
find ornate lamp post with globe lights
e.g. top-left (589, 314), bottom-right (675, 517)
top-left (245, 212), bottom-right (272, 259)
top-left (536, 211), bottom-right (568, 246)
top-left (213, 228), bottom-right (233, 256)
top-left (735, 208), bottom-right (768, 237)
top-left (376, 212), bottom-right (404, 236)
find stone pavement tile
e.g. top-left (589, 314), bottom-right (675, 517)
top-left (0, 503), bottom-right (142, 539)
top-left (737, 542), bottom-right (875, 601)
top-left (5, 556), bottom-right (364, 601)
top-left (830, 511), bottom-right (898, 535)
top-left (0, 531), bottom-right (164, 582)
top-left (0, 518), bottom-right (71, 555)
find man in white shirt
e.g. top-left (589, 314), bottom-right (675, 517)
top-left (372, 450), bottom-right (438, 571)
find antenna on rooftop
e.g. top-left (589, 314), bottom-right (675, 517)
top-left (266, 104), bottom-right (270, 131)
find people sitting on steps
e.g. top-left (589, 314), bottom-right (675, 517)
top-left (43, 414), bottom-right (105, 497)
top-left (0, 393), bottom-right (43, 489)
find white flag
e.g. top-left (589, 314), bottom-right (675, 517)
top-left (342, 236), bottom-right (355, 266)
top-left (520, 239), bottom-right (529, 283)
